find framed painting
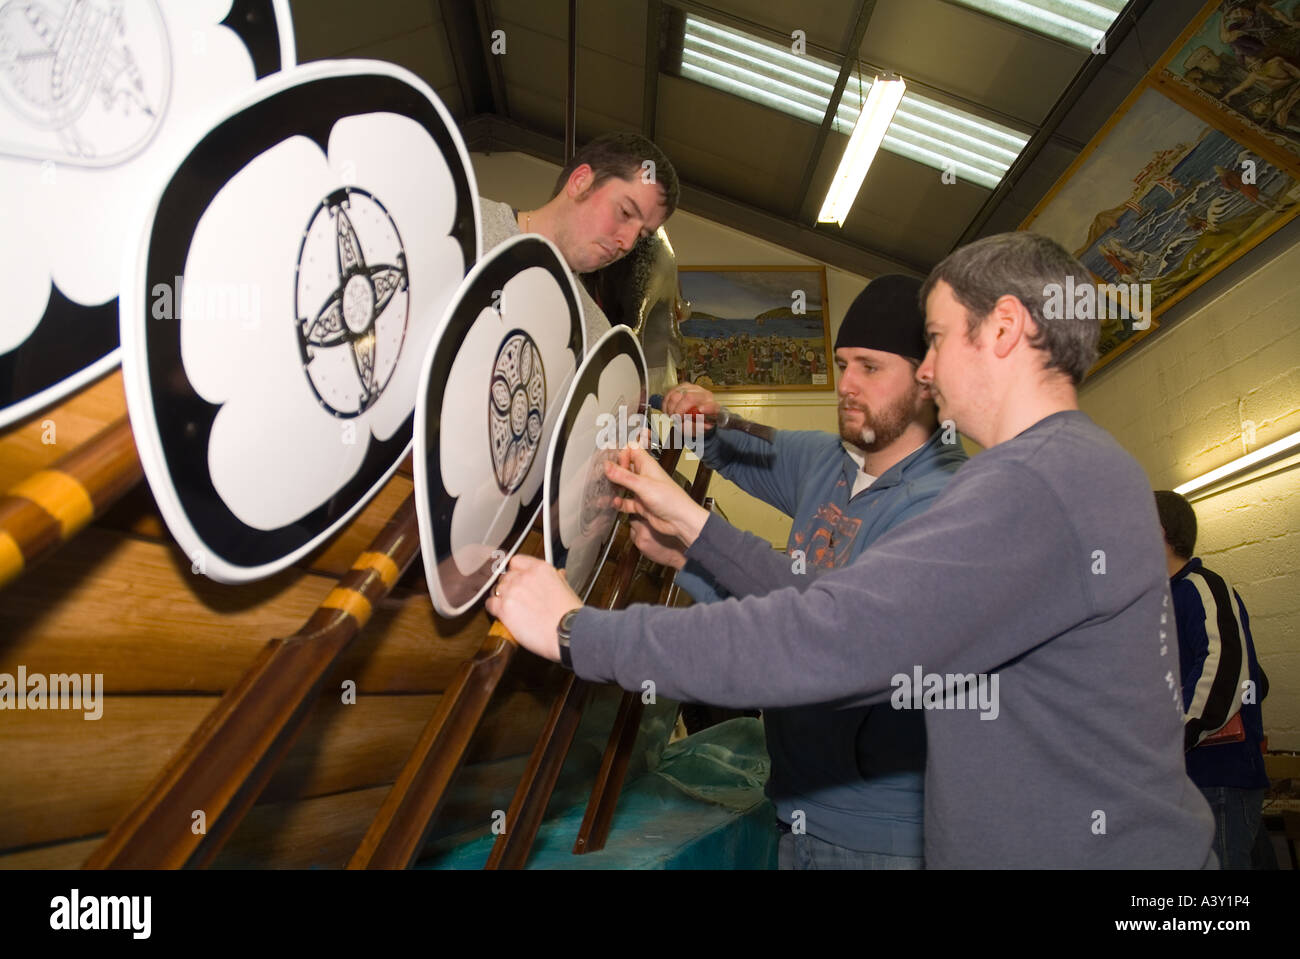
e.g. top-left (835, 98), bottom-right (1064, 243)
top-left (1021, 81), bottom-right (1300, 371)
top-left (676, 266), bottom-right (833, 391)
top-left (1153, 0), bottom-right (1300, 176)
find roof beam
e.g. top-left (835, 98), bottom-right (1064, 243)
top-left (643, 0), bottom-right (663, 139)
top-left (474, 0), bottom-right (510, 117)
top-left (792, 0), bottom-right (877, 222)
top-left (437, 0), bottom-right (494, 116)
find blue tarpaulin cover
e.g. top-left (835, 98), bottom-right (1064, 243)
top-left (418, 717), bottom-right (776, 869)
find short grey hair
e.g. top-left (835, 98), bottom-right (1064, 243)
top-left (919, 232), bottom-right (1099, 384)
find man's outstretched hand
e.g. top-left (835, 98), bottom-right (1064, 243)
top-left (604, 442), bottom-right (709, 548)
top-left (484, 555), bottom-right (581, 663)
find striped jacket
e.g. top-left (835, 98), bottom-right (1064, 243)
top-left (1171, 558), bottom-right (1269, 789)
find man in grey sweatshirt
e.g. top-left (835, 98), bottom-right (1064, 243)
top-left (487, 232), bottom-right (1216, 868)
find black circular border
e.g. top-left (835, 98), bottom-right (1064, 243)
top-left (422, 236), bottom-right (583, 610)
top-left (141, 71), bottom-right (477, 568)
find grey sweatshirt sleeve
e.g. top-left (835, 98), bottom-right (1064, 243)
top-left (682, 513), bottom-right (806, 598)
top-left (569, 456), bottom-right (1095, 709)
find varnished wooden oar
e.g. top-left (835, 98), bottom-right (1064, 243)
top-left (0, 416), bottom-right (141, 591)
top-left (83, 495), bottom-right (421, 869)
top-left (352, 437), bottom-right (683, 871)
top-left (481, 444), bottom-right (688, 869)
top-left (481, 518), bottom-right (652, 869)
top-left (347, 617), bottom-right (520, 868)
top-left (573, 460), bottom-right (713, 856)
top-left (347, 527), bottom-right (556, 870)
top-left (480, 673), bottom-right (590, 869)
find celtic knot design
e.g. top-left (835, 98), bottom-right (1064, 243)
top-left (579, 446), bottom-right (618, 536)
top-left (0, 0), bottom-right (167, 162)
top-left (579, 394), bottom-right (627, 535)
top-left (295, 186), bottom-right (409, 418)
top-left (489, 329), bottom-right (545, 494)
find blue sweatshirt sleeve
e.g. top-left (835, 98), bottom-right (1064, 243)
top-left (569, 456), bottom-right (1097, 710)
top-left (673, 560), bottom-right (730, 603)
top-left (681, 460), bottom-right (950, 600)
top-left (700, 427), bottom-right (835, 517)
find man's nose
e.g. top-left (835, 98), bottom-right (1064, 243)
top-left (915, 347), bottom-right (935, 385)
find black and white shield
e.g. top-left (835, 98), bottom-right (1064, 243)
top-left (119, 59), bottom-right (479, 582)
top-left (0, 0), bottom-right (296, 428)
top-left (544, 325), bottom-right (648, 602)
top-left (415, 234), bottom-right (585, 617)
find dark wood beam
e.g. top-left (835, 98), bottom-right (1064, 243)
top-left (565, 0), bottom-right (577, 162)
top-left (643, 0), bottom-right (663, 139)
top-left (474, 0), bottom-right (509, 117)
top-left (792, 0), bottom-right (877, 223)
top-left (437, 0), bottom-right (494, 116)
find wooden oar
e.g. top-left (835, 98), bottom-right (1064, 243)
top-left (481, 521), bottom-right (647, 869)
top-left (480, 443), bottom-right (687, 869)
top-left (347, 529), bottom-right (554, 870)
top-left (573, 459), bottom-right (714, 855)
top-left (0, 416), bottom-right (141, 590)
top-left (83, 494), bottom-right (422, 868)
top-left (352, 438), bottom-right (685, 870)
top-left (347, 617), bottom-right (520, 869)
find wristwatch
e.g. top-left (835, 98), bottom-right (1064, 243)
top-left (557, 608), bottom-right (580, 669)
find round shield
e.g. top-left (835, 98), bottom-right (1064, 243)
top-left (119, 59), bottom-right (479, 583)
top-left (0, 0), bottom-right (296, 429)
top-left (415, 234), bottom-right (585, 617)
top-left (544, 325), bottom-right (648, 602)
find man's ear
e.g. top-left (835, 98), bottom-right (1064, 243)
top-left (566, 163), bottom-right (595, 199)
top-left (989, 294), bottom-right (1031, 360)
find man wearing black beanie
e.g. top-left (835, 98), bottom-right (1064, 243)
top-left (631, 274), bottom-right (968, 868)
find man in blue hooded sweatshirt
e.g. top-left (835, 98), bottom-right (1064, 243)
top-left (643, 275), bottom-right (966, 868)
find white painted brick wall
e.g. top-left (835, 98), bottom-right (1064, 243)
top-left (1082, 240), bottom-right (1300, 750)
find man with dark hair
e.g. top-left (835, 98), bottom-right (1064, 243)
top-left (489, 231), bottom-right (1214, 868)
top-left (550, 131), bottom-right (679, 217)
top-left (479, 132), bottom-right (678, 349)
top-left (1154, 490), bottom-right (1270, 869)
top-left (648, 275), bottom-right (966, 869)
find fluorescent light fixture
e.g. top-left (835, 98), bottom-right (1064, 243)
top-left (818, 75), bottom-right (906, 225)
top-left (680, 14), bottom-right (1030, 192)
top-left (1174, 430), bottom-right (1300, 499)
top-left (945, 0), bottom-right (1128, 49)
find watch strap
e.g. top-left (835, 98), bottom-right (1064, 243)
top-left (557, 608), bottom-right (579, 669)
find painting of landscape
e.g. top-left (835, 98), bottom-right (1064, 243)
top-left (1023, 84), bottom-right (1300, 366)
top-left (677, 266), bottom-right (832, 391)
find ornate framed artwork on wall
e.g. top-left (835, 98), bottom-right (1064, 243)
top-left (677, 265), bottom-right (833, 391)
top-left (1022, 81), bottom-right (1299, 372)
top-left (1021, 0), bottom-right (1300, 373)
top-left (1153, 0), bottom-right (1300, 177)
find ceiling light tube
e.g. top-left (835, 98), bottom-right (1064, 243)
top-left (818, 74), bottom-right (906, 226)
top-left (1174, 430), bottom-right (1300, 499)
